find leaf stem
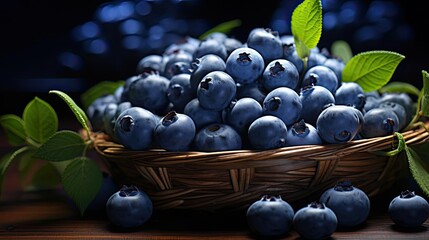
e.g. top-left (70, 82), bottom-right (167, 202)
top-left (26, 137), bottom-right (41, 148)
top-left (404, 90), bottom-right (423, 131)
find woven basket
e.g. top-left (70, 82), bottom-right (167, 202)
top-left (93, 121), bottom-right (429, 211)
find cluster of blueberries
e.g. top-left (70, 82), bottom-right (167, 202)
top-left (247, 181), bottom-right (429, 239)
top-left (86, 27), bottom-right (414, 152)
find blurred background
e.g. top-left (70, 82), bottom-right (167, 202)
top-left (0, 0), bottom-right (426, 118)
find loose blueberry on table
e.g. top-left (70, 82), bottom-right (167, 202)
top-left (106, 185), bottom-right (153, 229)
top-left (293, 201), bottom-right (337, 240)
top-left (320, 181), bottom-right (371, 228)
top-left (388, 190), bottom-right (429, 228)
top-left (246, 195), bottom-right (295, 237)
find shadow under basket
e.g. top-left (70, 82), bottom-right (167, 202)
top-left (93, 122), bottom-right (429, 211)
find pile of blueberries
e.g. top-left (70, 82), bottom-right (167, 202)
top-left (87, 27), bottom-right (415, 152)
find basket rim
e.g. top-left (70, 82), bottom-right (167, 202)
top-left (91, 120), bottom-right (429, 166)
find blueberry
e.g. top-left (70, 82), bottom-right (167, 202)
top-left (247, 28), bottom-right (283, 64)
top-left (316, 105), bottom-right (363, 144)
top-left (302, 65), bottom-right (339, 95)
top-left (261, 59), bottom-right (300, 92)
top-left (389, 190), bottom-right (429, 228)
top-left (320, 181), bottom-right (371, 228)
top-left (193, 38), bottom-right (228, 60)
top-left (293, 201), bottom-right (337, 240)
top-left (307, 51), bottom-right (328, 69)
top-left (283, 43), bottom-right (304, 76)
top-left (163, 36), bottom-right (200, 56)
top-left (162, 50), bottom-right (193, 78)
top-left (236, 82), bottom-right (267, 105)
top-left (222, 97), bottom-right (263, 136)
top-left (360, 107), bottom-right (399, 138)
top-left (183, 98), bottom-right (222, 130)
top-left (279, 34), bottom-right (294, 45)
top-left (202, 32), bottom-right (228, 43)
top-left (285, 119), bottom-right (322, 146)
top-left (114, 107), bottom-right (157, 150)
top-left (189, 54), bottom-right (226, 91)
top-left (193, 123), bottom-right (242, 151)
top-left (164, 61), bottom-right (192, 79)
top-left (115, 101), bottom-right (132, 119)
top-left (113, 85), bottom-right (124, 102)
top-left (154, 111), bottom-right (196, 151)
top-left (167, 73), bottom-right (194, 112)
top-left (246, 195), bottom-right (295, 237)
top-left (379, 93), bottom-right (414, 124)
top-left (87, 94), bottom-right (118, 132)
top-left (263, 87), bottom-right (302, 126)
top-left (102, 102), bottom-right (118, 138)
top-left (225, 47), bottom-right (265, 85)
top-left (106, 185), bottom-right (153, 229)
top-left (136, 54), bottom-right (163, 74)
top-left (223, 37), bottom-right (244, 56)
top-left (378, 101), bottom-right (407, 130)
top-left (379, 93), bottom-right (413, 111)
top-left (363, 95), bottom-right (381, 113)
top-left (299, 84), bottom-right (335, 126)
top-left (120, 75), bottom-right (141, 102)
top-left (335, 82), bottom-right (366, 111)
top-left (248, 115), bottom-right (288, 150)
top-left (127, 73), bottom-right (170, 115)
top-left (323, 57), bottom-right (345, 85)
top-left (197, 71), bottom-right (237, 111)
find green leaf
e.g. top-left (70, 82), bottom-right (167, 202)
top-left (421, 70), bottom-right (429, 116)
top-left (291, 0), bottom-right (323, 59)
top-left (379, 81), bottom-right (420, 97)
top-left (23, 97), bottom-right (58, 144)
top-left (18, 148), bottom-right (38, 188)
top-left (342, 51), bottom-right (405, 92)
top-left (411, 142), bottom-right (429, 164)
top-left (198, 19), bottom-right (242, 40)
top-left (80, 81), bottom-right (124, 111)
top-left (0, 146), bottom-right (32, 194)
top-left (62, 156), bottom-right (102, 215)
top-left (28, 163), bottom-right (61, 190)
top-left (0, 114), bottom-right (26, 146)
top-left (34, 130), bottom-right (86, 162)
top-left (49, 90), bottom-right (91, 134)
top-left (331, 40), bottom-right (353, 63)
top-left (405, 146), bottom-right (429, 197)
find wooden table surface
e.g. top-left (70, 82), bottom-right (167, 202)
top-left (1, 136), bottom-right (429, 239)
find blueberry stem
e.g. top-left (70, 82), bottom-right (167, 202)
top-left (119, 185), bottom-right (139, 197)
top-left (400, 190), bottom-right (416, 198)
top-left (162, 111), bottom-right (178, 126)
top-left (292, 119), bottom-right (308, 135)
top-left (334, 180), bottom-right (354, 191)
top-left (309, 201), bottom-right (325, 209)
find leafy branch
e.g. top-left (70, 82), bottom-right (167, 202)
top-left (0, 92), bottom-right (102, 215)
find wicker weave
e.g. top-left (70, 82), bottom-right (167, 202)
top-left (93, 121), bottom-right (429, 211)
